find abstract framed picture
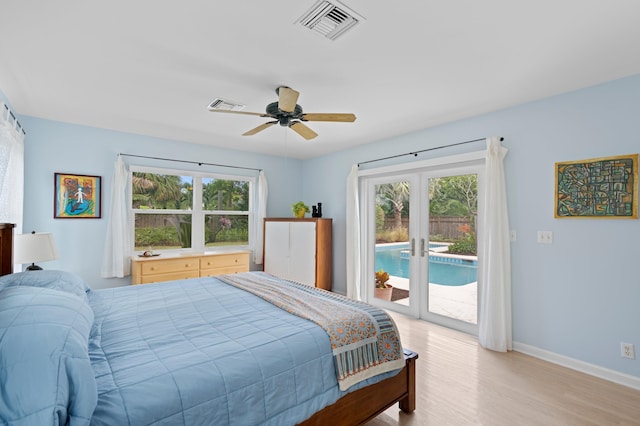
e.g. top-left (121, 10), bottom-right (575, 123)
top-left (555, 153), bottom-right (638, 219)
top-left (54, 173), bottom-right (102, 219)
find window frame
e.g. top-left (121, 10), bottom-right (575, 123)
top-left (130, 165), bottom-right (255, 254)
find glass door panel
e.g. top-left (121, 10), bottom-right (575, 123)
top-left (426, 174), bottom-right (478, 325)
top-left (373, 180), bottom-right (412, 307)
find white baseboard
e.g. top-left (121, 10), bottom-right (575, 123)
top-left (513, 341), bottom-right (640, 391)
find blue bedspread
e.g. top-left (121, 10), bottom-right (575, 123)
top-left (217, 272), bottom-right (404, 391)
top-left (88, 274), bottom-right (401, 425)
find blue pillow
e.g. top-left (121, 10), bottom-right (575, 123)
top-left (0, 286), bottom-right (98, 425)
top-left (0, 270), bottom-right (91, 301)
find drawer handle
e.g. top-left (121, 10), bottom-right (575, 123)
top-left (235, 259), bottom-right (238, 263)
top-left (150, 267), bottom-right (155, 271)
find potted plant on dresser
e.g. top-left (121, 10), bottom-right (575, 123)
top-left (374, 268), bottom-right (393, 301)
top-left (291, 201), bottom-right (310, 218)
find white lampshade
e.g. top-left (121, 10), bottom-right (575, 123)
top-left (14, 232), bottom-right (59, 270)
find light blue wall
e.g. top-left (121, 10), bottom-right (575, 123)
top-left (17, 116), bottom-right (303, 289)
top-left (303, 74), bottom-right (640, 379)
top-left (7, 74), bottom-right (640, 380)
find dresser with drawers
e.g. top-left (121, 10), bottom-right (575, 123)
top-left (131, 251), bottom-right (250, 285)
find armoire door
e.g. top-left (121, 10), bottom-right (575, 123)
top-left (263, 220), bottom-right (291, 280)
top-left (287, 221), bottom-right (317, 286)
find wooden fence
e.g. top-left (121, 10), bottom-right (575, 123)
top-left (429, 216), bottom-right (471, 239)
top-left (139, 214), bottom-right (470, 240)
top-left (135, 214), bottom-right (178, 228)
top-left (386, 216), bottom-right (471, 240)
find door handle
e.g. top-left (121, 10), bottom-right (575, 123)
top-left (410, 238), bottom-right (415, 256)
top-left (420, 238), bottom-right (426, 257)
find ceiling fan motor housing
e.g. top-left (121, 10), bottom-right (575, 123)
top-left (266, 102), bottom-right (303, 127)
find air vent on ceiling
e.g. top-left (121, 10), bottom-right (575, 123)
top-left (297, 0), bottom-right (364, 41)
top-left (207, 98), bottom-right (246, 112)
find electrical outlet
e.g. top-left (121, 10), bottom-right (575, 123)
top-left (537, 231), bottom-right (553, 244)
top-left (621, 342), bottom-right (635, 359)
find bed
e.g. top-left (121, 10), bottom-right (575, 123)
top-left (0, 269), bottom-right (417, 425)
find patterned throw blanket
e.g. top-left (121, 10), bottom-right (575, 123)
top-left (216, 272), bottom-right (405, 391)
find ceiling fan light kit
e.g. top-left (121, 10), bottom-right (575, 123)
top-left (209, 86), bottom-right (356, 140)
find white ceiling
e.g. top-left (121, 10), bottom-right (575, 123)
top-left (2, 1), bottom-right (640, 159)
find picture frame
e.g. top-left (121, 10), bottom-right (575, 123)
top-left (555, 153), bottom-right (638, 219)
top-left (54, 173), bottom-right (102, 219)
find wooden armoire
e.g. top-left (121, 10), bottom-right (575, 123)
top-left (263, 218), bottom-right (332, 290)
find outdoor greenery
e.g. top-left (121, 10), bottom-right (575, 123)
top-left (429, 175), bottom-right (478, 218)
top-left (446, 224), bottom-right (476, 255)
top-left (132, 172), bottom-right (249, 250)
top-left (375, 175), bottom-right (477, 255)
top-left (135, 225), bottom-right (181, 248)
top-left (376, 182), bottom-right (410, 229)
top-left (375, 205), bottom-right (385, 232)
top-left (376, 227), bottom-right (409, 243)
top-left (132, 173), bottom-right (188, 209)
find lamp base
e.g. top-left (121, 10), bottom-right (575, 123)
top-left (25, 263), bottom-right (43, 271)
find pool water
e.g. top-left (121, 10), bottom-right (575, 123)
top-left (375, 245), bottom-right (477, 286)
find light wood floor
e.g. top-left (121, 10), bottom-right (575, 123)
top-left (368, 312), bottom-right (640, 426)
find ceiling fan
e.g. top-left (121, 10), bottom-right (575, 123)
top-left (208, 86), bottom-right (356, 140)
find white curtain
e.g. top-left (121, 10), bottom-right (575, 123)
top-left (0, 103), bottom-right (24, 236)
top-left (478, 137), bottom-right (512, 352)
top-left (101, 155), bottom-right (132, 278)
top-left (346, 164), bottom-right (361, 300)
top-left (252, 170), bottom-right (268, 265)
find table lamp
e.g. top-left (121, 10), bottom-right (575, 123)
top-left (14, 231), bottom-right (59, 270)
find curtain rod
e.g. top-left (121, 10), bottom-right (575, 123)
top-left (2, 104), bottom-right (26, 135)
top-left (358, 137), bottom-right (503, 167)
top-left (118, 153), bottom-right (262, 172)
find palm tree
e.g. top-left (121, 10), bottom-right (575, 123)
top-left (132, 173), bottom-right (184, 208)
top-left (376, 181), bottom-right (410, 229)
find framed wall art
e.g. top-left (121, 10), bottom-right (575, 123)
top-left (555, 153), bottom-right (638, 219)
top-left (54, 173), bottom-right (102, 219)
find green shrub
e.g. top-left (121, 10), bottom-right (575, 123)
top-left (447, 234), bottom-right (476, 255)
top-left (216, 227), bottom-right (249, 243)
top-left (135, 226), bottom-right (179, 247)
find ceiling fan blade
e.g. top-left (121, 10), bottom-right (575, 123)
top-left (300, 113), bottom-right (356, 122)
top-left (278, 86), bottom-right (300, 113)
top-left (290, 121), bottom-right (318, 140)
top-left (242, 121), bottom-right (277, 136)
top-left (209, 109), bottom-right (273, 118)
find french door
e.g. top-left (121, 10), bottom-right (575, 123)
top-left (362, 157), bottom-right (483, 335)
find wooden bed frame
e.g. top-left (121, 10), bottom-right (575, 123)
top-left (299, 349), bottom-right (418, 425)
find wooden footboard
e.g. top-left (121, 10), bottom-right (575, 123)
top-left (299, 349), bottom-right (418, 425)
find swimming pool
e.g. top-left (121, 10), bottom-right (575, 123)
top-left (375, 244), bottom-right (477, 286)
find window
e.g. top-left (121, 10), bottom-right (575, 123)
top-left (131, 166), bottom-right (253, 253)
